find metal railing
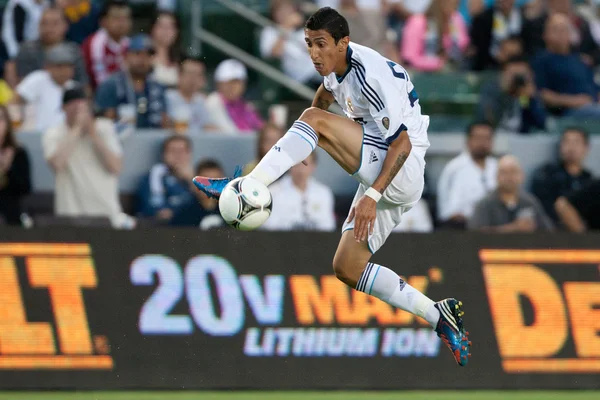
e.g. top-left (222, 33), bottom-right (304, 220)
top-left (190, 0), bottom-right (345, 112)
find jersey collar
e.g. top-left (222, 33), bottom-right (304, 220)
top-left (336, 46), bottom-right (353, 83)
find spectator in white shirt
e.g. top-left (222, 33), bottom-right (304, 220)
top-left (392, 200), bottom-right (434, 232)
top-left (2, 0), bottom-right (49, 59)
top-left (13, 43), bottom-right (75, 132)
top-left (165, 57), bottom-right (217, 134)
top-left (43, 86), bottom-right (130, 228)
top-left (260, 0), bottom-right (321, 86)
top-left (437, 121), bottom-right (498, 229)
top-left (262, 152), bottom-right (336, 231)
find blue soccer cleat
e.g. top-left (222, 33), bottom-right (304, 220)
top-left (192, 165), bottom-right (243, 199)
top-left (434, 298), bottom-right (471, 366)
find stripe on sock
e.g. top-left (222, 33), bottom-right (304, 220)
top-left (356, 263), bottom-right (374, 292)
top-left (293, 121), bottom-right (319, 144)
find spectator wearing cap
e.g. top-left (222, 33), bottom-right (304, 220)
top-left (1, 0), bottom-right (49, 59)
top-left (43, 86), bottom-right (128, 228)
top-left (205, 59), bottom-right (264, 134)
top-left (95, 34), bottom-right (169, 130)
top-left (55, 0), bottom-right (101, 44)
top-left (5, 7), bottom-right (88, 88)
top-left (165, 57), bottom-right (217, 134)
top-left (12, 43), bottom-right (76, 131)
top-left (81, 0), bottom-right (131, 89)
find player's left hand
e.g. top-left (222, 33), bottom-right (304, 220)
top-left (347, 195), bottom-right (377, 243)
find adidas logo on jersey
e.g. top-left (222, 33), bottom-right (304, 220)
top-left (369, 151), bottom-right (379, 164)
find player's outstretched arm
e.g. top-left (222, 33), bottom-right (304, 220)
top-left (371, 130), bottom-right (412, 195)
top-left (311, 84), bottom-right (335, 111)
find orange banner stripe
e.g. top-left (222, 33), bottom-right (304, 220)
top-left (0, 243), bottom-right (90, 256)
top-left (480, 250), bottom-right (600, 264)
top-left (503, 359), bottom-right (600, 373)
top-left (0, 356), bottom-right (113, 369)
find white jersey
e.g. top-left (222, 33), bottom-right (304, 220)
top-left (323, 42), bottom-right (430, 155)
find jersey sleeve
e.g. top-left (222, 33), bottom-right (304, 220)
top-left (361, 63), bottom-right (411, 145)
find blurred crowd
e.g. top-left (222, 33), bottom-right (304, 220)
top-left (0, 0), bottom-right (598, 233)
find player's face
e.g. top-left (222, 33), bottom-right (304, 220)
top-left (305, 29), bottom-right (348, 76)
top-left (560, 130), bottom-right (588, 165)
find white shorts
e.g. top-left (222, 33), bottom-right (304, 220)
top-left (341, 127), bottom-right (426, 253)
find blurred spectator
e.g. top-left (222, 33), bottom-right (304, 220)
top-left (580, 0), bottom-right (600, 57)
top-left (13, 43), bottom-right (76, 132)
top-left (469, 0), bottom-right (524, 70)
top-left (401, 0), bottom-right (470, 72)
top-left (531, 127), bottom-right (593, 223)
top-left (137, 135), bottom-right (195, 224)
top-left (55, 0), bottom-right (101, 44)
top-left (338, 0), bottom-right (394, 59)
top-left (1, 0), bottom-right (49, 59)
top-left (437, 122), bottom-right (498, 228)
top-left (169, 159), bottom-right (226, 230)
top-left (243, 122), bottom-right (284, 175)
top-left (95, 34), bottom-right (169, 130)
top-left (82, 0), bottom-right (131, 89)
top-left (165, 57), bottom-right (217, 134)
top-left (262, 152), bottom-right (336, 231)
top-left (206, 59), bottom-right (264, 134)
top-left (469, 155), bottom-right (553, 232)
top-left (150, 11), bottom-right (180, 88)
top-left (6, 7), bottom-right (88, 87)
top-left (392, 200), bottom-right (434, 232)
top-left (555, 179), bottom-right (600, 231)
top-left (522, 0), bottom-right (599, 64)
top-left (0, 105), bottom-right (31, 225)
top-left (532, 13), bottom-right (600, 119)
top-left (43, 86), bottom-right (127, 228)
top-left (477, 55), bottom-right (546, 133)
top-left (260, 0), bottom-right (321, 86)
top-left (495, 34), bottom-right (524, 64)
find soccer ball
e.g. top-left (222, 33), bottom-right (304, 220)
top-left (218, 177), bottom-right (273, 231)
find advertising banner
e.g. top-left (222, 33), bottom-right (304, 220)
top-left (0, 228), bottom-right (598, 389)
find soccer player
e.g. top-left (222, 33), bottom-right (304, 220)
top-left (193, 7), bottom-right (471, 365)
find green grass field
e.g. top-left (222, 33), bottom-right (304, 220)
top-left (0, 392), bottom-right (598, 400)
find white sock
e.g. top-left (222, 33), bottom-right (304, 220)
top-left (249, 120), bottom-right (318, 186)
top-left (356, 263), bottom-right (440, 327)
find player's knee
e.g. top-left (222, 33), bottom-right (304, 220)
top-left (332, 257), bottom-right (355, 287)
top-left (298, 107), bottom-right (326, 132)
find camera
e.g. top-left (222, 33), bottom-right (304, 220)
top-left (511, 73), bottom-right (528, 91)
